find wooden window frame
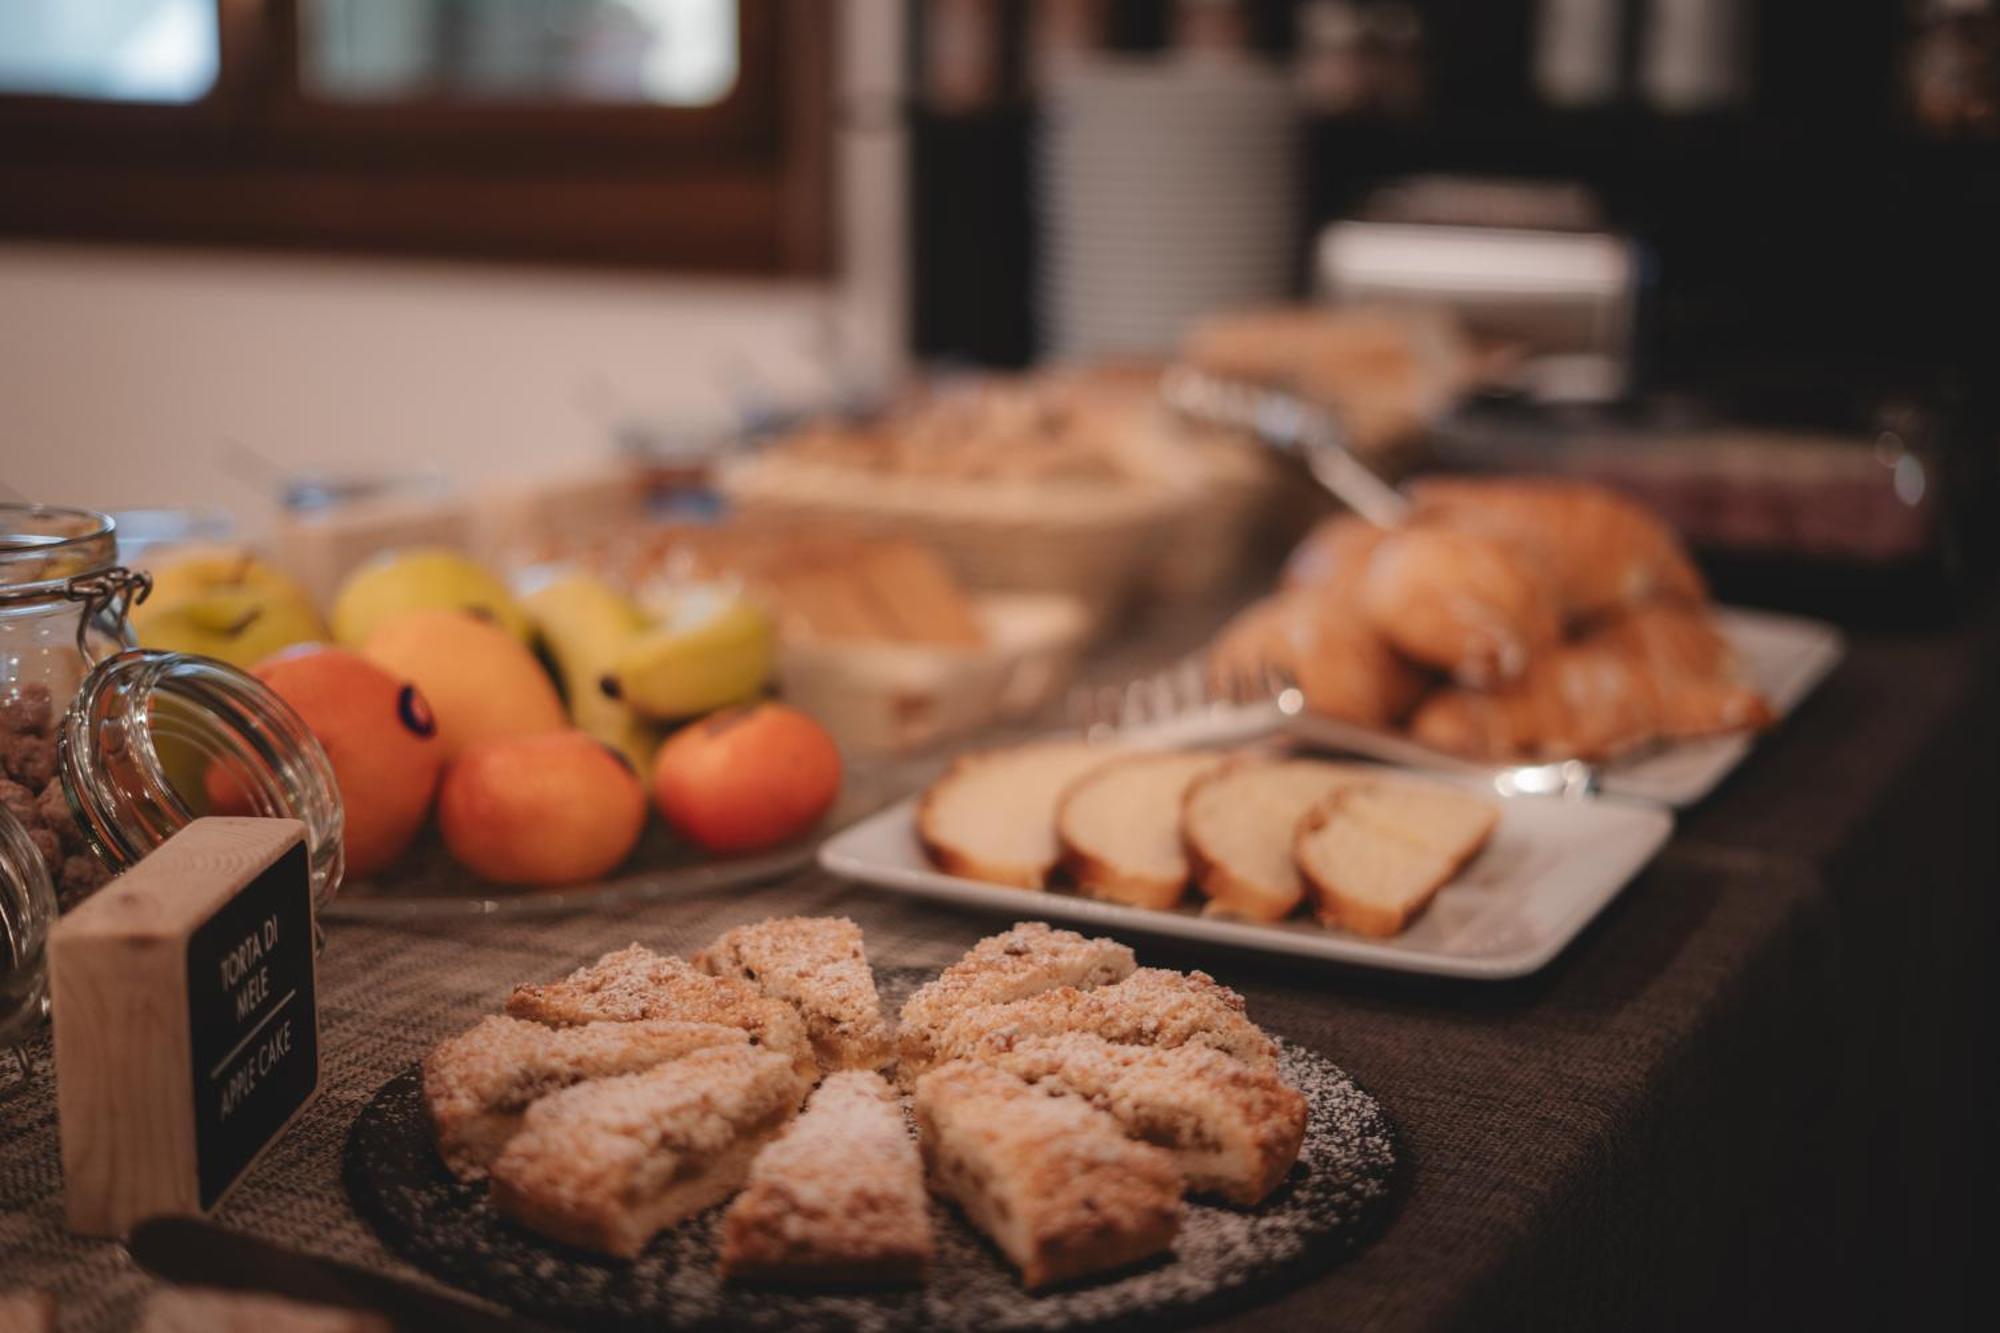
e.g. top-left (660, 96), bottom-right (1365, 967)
top-left (0, 0), bottom-right (831, 273)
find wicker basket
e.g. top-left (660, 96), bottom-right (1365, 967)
top-left (719, 456), bottom-right (1188, 632)
top-left (1144, 433), bottom-right (1285, 599)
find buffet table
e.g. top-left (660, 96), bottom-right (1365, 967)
top-left (3, 598), bottom-right (1993, 1332)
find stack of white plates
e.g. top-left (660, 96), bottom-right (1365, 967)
top-left (1036, 59), bottom-right (1300, 359)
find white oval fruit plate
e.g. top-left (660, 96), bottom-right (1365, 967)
top-left (819, 773), bottom-right (1673, 981)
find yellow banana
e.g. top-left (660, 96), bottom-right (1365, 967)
top-left (608, 588), bottom-right (774, 721)
top-left (520, 572), bottom-right (662, 774)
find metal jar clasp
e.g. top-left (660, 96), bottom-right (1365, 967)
top-left (62, 568), bottom-right (153, 664)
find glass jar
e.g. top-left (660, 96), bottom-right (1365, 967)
top-left (61, 650), bottom-right (344, 907)
top-left (1, 502), bottom-right (345, 913)
top-left (1, 505), bottom-right (131, 912)
top-left (0, 504), bottom-right (122, 717)
top-left (0, 805), bottom-right (56, 1061)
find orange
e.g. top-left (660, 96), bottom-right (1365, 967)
top-left (245, 645), bottom-right (443, 878)
top-left (438, 730), bottom-right (647, 885)
top-left (651, 703), bottom-right (842, 854)
top-left (359, 608), bottom-right (566, 760)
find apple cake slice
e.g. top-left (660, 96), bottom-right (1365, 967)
top-left (694, 917), bottom-right (893, 1075)
top-left (506, 944), bottom-right (816, 1084)
top-left (914, 1061), bottom-right (1182, 1289)
top-left (897, 922), bottom-right (1135, 1083)
top-left (719, 1071), bottom-right (933, 1284)
top-left (970, 1032), bottom-right (1306, 1205)
top-left (423, 1015), bottom-right (749, 1180)
top-left (926, 967), bottom-right (1279, 1075)
top-left (489, 1044), bottom-right (808, 1258)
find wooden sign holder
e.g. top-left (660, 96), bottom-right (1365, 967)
top-left (50, 817), bottom-right (321, 1237)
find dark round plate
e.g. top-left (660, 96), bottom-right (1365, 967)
top-left (342, 970), bottom-right (1402, 1332)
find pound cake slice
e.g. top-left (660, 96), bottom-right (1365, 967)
top-left (970, 1032), bottom-right (1306, 1206)
top-left (927, 967), bottom-right (1279, 1076)
top-left (719, 1071), bottom-right (933, 1284)
top-left (490, 1044), bottom-right (808, 1258)
top-left (1182, 759), bottom-right (1372, 922)
top-left (914, 1061), bottom-right (1182, 1290)
top-left (695, 917), bottom-right (892, 1075)
top-left (916, 741), bottom-right (1117, 888)
top-left (1056, 750), bottom-right (1234, 910)
top-left (506, 944), bottom-right (816, 1084)
top-left (897, 923), bottom-right (1136, 1083)
top-left (423, 1015), bottom-right (749, 1180)
top-left (1294, 782), bottom-right (1499, 937)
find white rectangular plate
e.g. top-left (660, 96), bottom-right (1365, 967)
top-left (820, 780), bottom-right (1672, 980)
top-left (1289, 605), bottom-right (1845, 808)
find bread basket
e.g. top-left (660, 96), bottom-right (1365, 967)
top-left (777, 592), bottom-right (1091, 754)
top-left (719, 457), bottom-right (1186, 632)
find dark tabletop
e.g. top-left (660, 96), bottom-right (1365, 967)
top-left (3, 598), bottom-right (1994, 1332)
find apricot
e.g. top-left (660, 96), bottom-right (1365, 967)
top-left (239, 646), bottom-right (444, 878)
top-left (438, 730), bottom-right (647, 885)
top-left (360, 608), bottom-right (566, 760)
top-left (651, 703), bottom-right (842, 854)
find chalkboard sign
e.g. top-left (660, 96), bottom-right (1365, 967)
top-left (186, 839), bottom-right (319, 1209)
top-left (50, 818), bottom-right (322, 1237)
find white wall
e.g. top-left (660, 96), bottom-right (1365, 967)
top-left (0, 0), bottom-right (909, 530)
top-left (0, 248), bottom-right (856, 522)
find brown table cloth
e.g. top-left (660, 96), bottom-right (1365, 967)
top-left (3, 601), bottom-right (1994, 1331)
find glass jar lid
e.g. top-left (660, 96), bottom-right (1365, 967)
top-left (58, 650), bottom-right (346, 912)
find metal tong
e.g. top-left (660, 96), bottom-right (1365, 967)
top-left (1068, 656), bottom-right (1598, 801)
top-left (1159, 365), bottom-right (1411, 527)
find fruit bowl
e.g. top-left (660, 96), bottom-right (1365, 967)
top-left (319, 771), bottom-right (894, 921)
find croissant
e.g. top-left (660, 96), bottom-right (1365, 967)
top-left (1359, 525), bottom-right (1563, 687)
top-left (1407, 603), bottom-right (1771, 761)
top-left (1279, 514), bottom-right (1387, 601)
top-left (1407, 478), bottom-right (1706, 622)
top-left (1587, 602), bottom-right (1773, 741)
top-left (1207, 589), bottom-right (1426, 730)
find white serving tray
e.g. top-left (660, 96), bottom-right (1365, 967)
top-left (820, 777), bottom-right (1672, 980)
top-left (1289, 605), bottom-right (1845, 808)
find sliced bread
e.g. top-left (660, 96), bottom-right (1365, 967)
top-left (1293, 781), bottom-right (1499, 937)
top-left (1056, 750), bottom-right (1233, 909)
top-left (1182, 759), bottom-right (1371, 921)
top-left (917, 740), bottom-right (1117, 889)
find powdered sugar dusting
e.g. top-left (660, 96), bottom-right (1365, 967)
top-left (346, 970), bottom-right (1400, 1331)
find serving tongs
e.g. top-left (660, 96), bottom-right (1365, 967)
top-left (1067, 657), bottom-right (1306, 751)
top-left (1154, 367), bottom-right (1597, 799)
top-left (1069, 656), bottom-right (1597, 801)
top-left (1159, 366), bottom-right (1411, 527)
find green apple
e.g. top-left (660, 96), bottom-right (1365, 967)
top-left (131, 548), bottom-right (329, 669)
top-left (330, 548), bottom-right (533, 648)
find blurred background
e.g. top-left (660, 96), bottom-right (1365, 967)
top-left (2, 0), bottom-right (1996, 625)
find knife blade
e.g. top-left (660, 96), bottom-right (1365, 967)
top-left (126, 1216), bottom-right (545, 1332)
